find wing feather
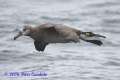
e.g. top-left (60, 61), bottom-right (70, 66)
top-left (34, 41), bottom-right (48, 51)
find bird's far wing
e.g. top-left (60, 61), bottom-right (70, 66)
top-left (46, 26), bottom-right (56, 31)
top-left (44, 26), bottom-right (60, 35)
top-left (34, 41), bottom-right (48, 51)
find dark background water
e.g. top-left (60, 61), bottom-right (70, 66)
top-left (0, 0), bottom-right (120, 80)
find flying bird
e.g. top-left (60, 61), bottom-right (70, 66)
top-left (14, 23), bottom-right (106, 52)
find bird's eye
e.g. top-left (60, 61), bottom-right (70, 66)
top-left (23, 28), bottom-right (27, 31)
top-left (23, 28), bottom-right (25, 31)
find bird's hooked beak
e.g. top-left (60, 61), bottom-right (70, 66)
top-left (13, 30), bottom-right (30, 40)
top-left (82, 32), bottom-right (106, 38)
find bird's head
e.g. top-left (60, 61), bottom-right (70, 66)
top-left (82, 32), bottom-right (106, 38)
top-left (14, 25), bottom-right (32, 40)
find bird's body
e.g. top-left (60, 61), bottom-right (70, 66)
top-left (14, 23), bottom-right (106, 52)
top-left (30, 23), bottom-right (81, 43)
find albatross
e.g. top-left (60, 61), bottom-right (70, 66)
top-left (14, 23), bottom-right (106, 52)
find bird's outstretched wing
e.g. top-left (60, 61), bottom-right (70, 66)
top-left (34, 41), bottom-right (48, 51)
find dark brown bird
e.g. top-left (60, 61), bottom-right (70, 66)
top-left (14, 23), bottom-right (106, 51)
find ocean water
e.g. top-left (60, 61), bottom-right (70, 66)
top-left (0, 0), bottom-right (120, 80)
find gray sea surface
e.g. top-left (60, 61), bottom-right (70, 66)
top-left (0, 0), bottom-right (120, 80)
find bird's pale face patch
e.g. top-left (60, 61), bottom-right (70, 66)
top-left (14, 25), bottom-right (32, 40)
top-left (22, 25), bottom-right (31, 36)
